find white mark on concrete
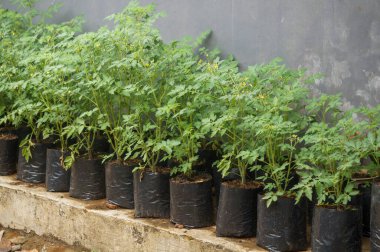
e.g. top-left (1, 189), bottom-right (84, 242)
top-left (355, 89), bottom-right (371, 103)
top-left (303, 53), bottom-right (322, 85)
top-left (368, 75), bottom-right (380, 91)
top-left (370, 21), bottom-right (380, 43)
top-left (330, 60), bottom-right (351, 88)
top-left (369, 21), bottom-right (380, 54)
top-left (329, 21), bottom-right (349, 50)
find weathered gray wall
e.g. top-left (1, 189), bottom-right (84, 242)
top-left (3, 0), bottom-right (380, 107)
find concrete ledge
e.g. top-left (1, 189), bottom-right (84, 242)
top-left (0, 175), bottom-right (265, 252)
top-left (0, 175), bottom-right (370, 252)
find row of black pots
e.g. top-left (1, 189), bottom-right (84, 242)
top-left (217, 183), bottom-right (362, 251)
top-left (0, 135), bottom-right (372, 250)
top-left (16, 143), bottom-right (73, 193)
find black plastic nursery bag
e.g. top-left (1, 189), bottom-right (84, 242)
top-left (69, 157), bottom-right (106, 200)
top-left (105, 161), bottom-right (135, 208)
top-left (134, 169), bottom-right (170, 218)
top-left (0, 135), bottom-right (18, 175)
top-left (17, 143), bottom-right (51, 183)
top-left (170, 174), bottom-right (213, 228)
top-left (46, 149), bottom-right (71, 192)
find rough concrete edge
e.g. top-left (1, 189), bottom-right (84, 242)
top-left (0, 176), bottom-right (264, 252)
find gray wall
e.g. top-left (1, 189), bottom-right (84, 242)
top-left (3, 0), bottom-right (380, 107)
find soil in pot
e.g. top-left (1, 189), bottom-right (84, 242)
top-left (105, 160), bottom-right (137, 209)
top-left (257, 194), bottom-right (308, 251)
top-left (312, 205), bottom-right (361, 251)
top-left (371, 181), bottom-right (380, 250)
top-left (69, 157), bottom-right (106, 200)
top-left (17, 142), bottom-right (53, 183)
top-left (170, 173), bottom-right (214, 228)
top-left (46, 149), bottom-right (71, 192)
top-left (134, 168), bottom-right (170, 218)
top-left (0, 134), bottom-right (18, 176)
top-left (216, 180), bottom-right (262, 237)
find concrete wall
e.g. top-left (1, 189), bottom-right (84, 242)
top-left (3, 0), bottom-right (380, 107)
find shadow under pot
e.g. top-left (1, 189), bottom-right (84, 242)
top-left (170, 173), bottom-right (213, 228)
top-left (216, 180), bottom-right (262, 237)
top-left (0, 134), bottom-right (18, 176)
top-left (133, 169), bottom-right (170, 218)
top-left (69, 157), bottom-right (106, 200)
top-left (257, 194), bottom-right (308, 251)
top-left (46, 149), bottom-right (71, 192)
top-left (105, 160), bottom-right (136, 209)
top-left (17, 142), bottom-right (52, 183)
top-left (312, 205), bottom-right (361, 251)
top-left (371, 181), bottom-right (380, 250)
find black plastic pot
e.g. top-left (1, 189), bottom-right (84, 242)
top-left (69, 157), bottom-right (106, 200)
top-left (46, 149), bottom-right (71, 192)
top-left (359, 183), bottom-right (371, 237)
top-left (307, 190), bottom-right (317, 225)
top-left (312, 205), bottom-right (361, 251)
top-left (17, 142), bottom-right (52, 183)
top-left (307, 189), bottom-right (363, 228)
top-left (134, 169), bottom-right (170, 218)
top-left (216, 181), bottom-right (262, 237)
top-left (170, 174), bottom-right (213, 228)
top-left (105, 161), bottom-right (135, 208)
top-left (257, 194), bottom-right (308, 251)
top-left (0, 134), bottom-right (18, 176)
top-left (371, 181), bottom-right (380, 250)
top-left (212, 167), bottom-right (240, 201)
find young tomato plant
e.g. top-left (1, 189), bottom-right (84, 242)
top-left (244, 59), bottom-right (311, 206)
top-left (162, 36), bottom-right (219, 177)
top-left (0, 7), bottom-right (30, 123)
top-left (120, 3), bottom-right (182, 173)
top-left (202, 53), bottom-right (259, 184)
top-left (34, 20), bottom-right (83, 161)
top-left (84, 2), bottom-right (163, 164)
top-left (4, 16), bottom-right (81, 161)
top-left (295, 96), bottom-right (369, 208)
top-left (357, 105), bottom-right (380, 170)
top-left (132, 43), bottom-right (178, 173)
top-left (61, 31), bottom-right (104, 164)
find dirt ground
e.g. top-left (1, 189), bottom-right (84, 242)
top-left (0, 225), bottom-right (88, 252)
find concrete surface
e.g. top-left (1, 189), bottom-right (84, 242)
top-left (0, 176), bottom-right (369, 252)
top-left (0, 175), bottom-right (266, 252)
top-left (0, 175), bottom-right (371, 252)
top-left (3, 0), bottom-right (380, 107)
